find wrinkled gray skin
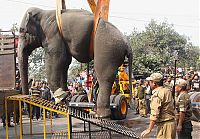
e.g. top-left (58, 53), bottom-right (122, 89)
top-left (18, 7), bottom-right (132, 117)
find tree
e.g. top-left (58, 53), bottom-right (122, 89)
top-left (10, 23), bottom-right (19, 33)
top-left (28, 47), bottom-right (46, 80)
top-left (129, 20), bottom-right (199, 74)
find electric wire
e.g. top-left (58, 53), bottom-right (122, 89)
top-left (5, 0), bottom-right (199, 29)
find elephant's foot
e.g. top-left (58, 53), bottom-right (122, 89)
top-left (53, 88), bottom-right (69, 104)
top-left (96, 107), bottom-right (111, 119)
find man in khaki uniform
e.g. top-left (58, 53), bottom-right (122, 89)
top-left (141, 73), bottom-right (176, 139)
top-left (134, 81), bottom-right (139, 114)
top-left (175, 78), bottom-right (193, 139)
top-left (137, 80), bottom-right (147, 117)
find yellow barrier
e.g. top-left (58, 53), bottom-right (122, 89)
top-left (5, 95), bottom-right (72, 139)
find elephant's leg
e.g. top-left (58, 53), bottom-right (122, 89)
top-left (94, 58), bottom-right (123, 118)
top-left (45, 43), bottom-right (71, 92)
top-left (96, 78), bottom-right (114, 117)
top-left (60, 50), bottom-right (72, 91)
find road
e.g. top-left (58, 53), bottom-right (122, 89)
top-left (0, 109), bottom-right (199, 139)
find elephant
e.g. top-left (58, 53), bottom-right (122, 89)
top-left (18, 7), bottom-right (132, 118)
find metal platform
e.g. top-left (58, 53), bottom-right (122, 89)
top-left (69, 102), bottom-right (117, 109)
top-left (5, 95), bottom-right (140, 139)
top-left (52, 131), bottom-right (136, 139)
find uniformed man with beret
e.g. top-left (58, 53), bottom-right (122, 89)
top-left (141, 72), bottom-right (176, 139)
top-left (175, 78), bottom-right (193, 139)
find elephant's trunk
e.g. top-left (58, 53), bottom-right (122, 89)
top-left (18, 35), bottom-right (29, 95)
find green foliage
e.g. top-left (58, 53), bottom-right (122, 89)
top-left (129, 20), bottom-right (200, 74)
top-left (10, 23), bottom-right (19, 32)
top-left (28, 47), bottom-right (46, 80)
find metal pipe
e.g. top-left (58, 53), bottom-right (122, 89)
top-left (67, 113), bottom-right (72, 139)
top-left (84, 121), bottom-right (86, 132)
top-left (19, 100), bottom-right (23, 139)
top-left (50, 111), bottom-right (53, 133)
top-left (30, 104), bottom-right (32, 135)
top-left (14, 101), bottom-right (18, 139)
top-left (43, 108), bottom-right (46, 139)
top-left (88, 122), bottom-right (91, 139)
top-left (5, 98), bottom-right (9, 139)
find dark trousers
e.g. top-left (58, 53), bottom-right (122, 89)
top-left (32, 106), bottom-right (40, 120)
top-left (1, 113), bottom-right (11, 126)
top-left (15, 109), bottom-right (20, 124)
top-left (135, 98), bottom-right (139, 114)
top-left (178, 121), bottom-right (193, 139)
top-left (93, 87), bottom-right (99, 102)
top-left (146, 99), bottom-right (151, 114)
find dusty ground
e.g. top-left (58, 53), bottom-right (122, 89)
top-left (0, 109), bottom-right (199, 139)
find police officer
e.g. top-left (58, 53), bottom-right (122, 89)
top-left (175, 78), bottom-right (193, 139)
top-left (137, 79), bottom-right (147, 117)
top-left (145, 77), bottom-right (151, 114)
top-left (141, 73), bottom-right (176, 139)
top-left (134, 81), bottom-right (139, 114)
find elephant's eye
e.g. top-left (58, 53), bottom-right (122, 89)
top-left (19, 28), bottom-right (25, 33)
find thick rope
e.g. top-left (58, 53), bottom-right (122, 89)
top-left (56, 0), bottom-right (66, 37)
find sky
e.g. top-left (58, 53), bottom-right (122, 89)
top-left (0, 0), bottom-right (199, 46)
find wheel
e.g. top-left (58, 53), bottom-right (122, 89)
top-left (110, 95), bottom-right (117, 119)
top-left (111, 95), bottom-right (128, 120)
top-left (76, 94), bottom-right (88, 102)
top-left (70, 95), bottom-right (79, 102)
top-left (190, 92), bottom-right (200, 121)
top-left (110, 95), bottom-right (117, 103)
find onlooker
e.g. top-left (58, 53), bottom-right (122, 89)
top-left (185, 72), bottom-right (198, 91)
top-left (164, 76), bottom-right (173, 90)
top-left (41, 82), bottom-right (51, 100)
top-left (134, 81), bottom-right (139, 115)
top-left (74, 82), bottom-right (86, 95)
top-left (41, 82), bottom-right (51, 118)
top-left (30, 80), bottom-right (41, 120)
top-left (145, 78), bottom-right (151, 114)
top-left (191, 74), bottom-right (200, 91)
top-left (1, 113), bottom-right (13, 128)
top-left (175, 78), bottom-right (193, 139)
top-left (68, 82), bottom-right (74, 96)
top-left (141, 73), bottom-right (176, 139)
top-left (137, 79), bottom-right (147, 117)
top-left (92, 71), bottom-right (99, 102)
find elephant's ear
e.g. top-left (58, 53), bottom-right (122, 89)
top-left (24, 12), bottom-right (38, 34)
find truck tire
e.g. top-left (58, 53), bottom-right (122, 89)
top-left (110, 95), bottom-right (117, 103)
top-left (76, 94), bottom-right (88, 102)
top-left (190, 92), bottom-right (200, 121)
top-left (110, 95), bottom-right (117, 119)
top-left (111, 95), bottom-right (128, 120)
top-left (70, 95), bottom-right (79, 102)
